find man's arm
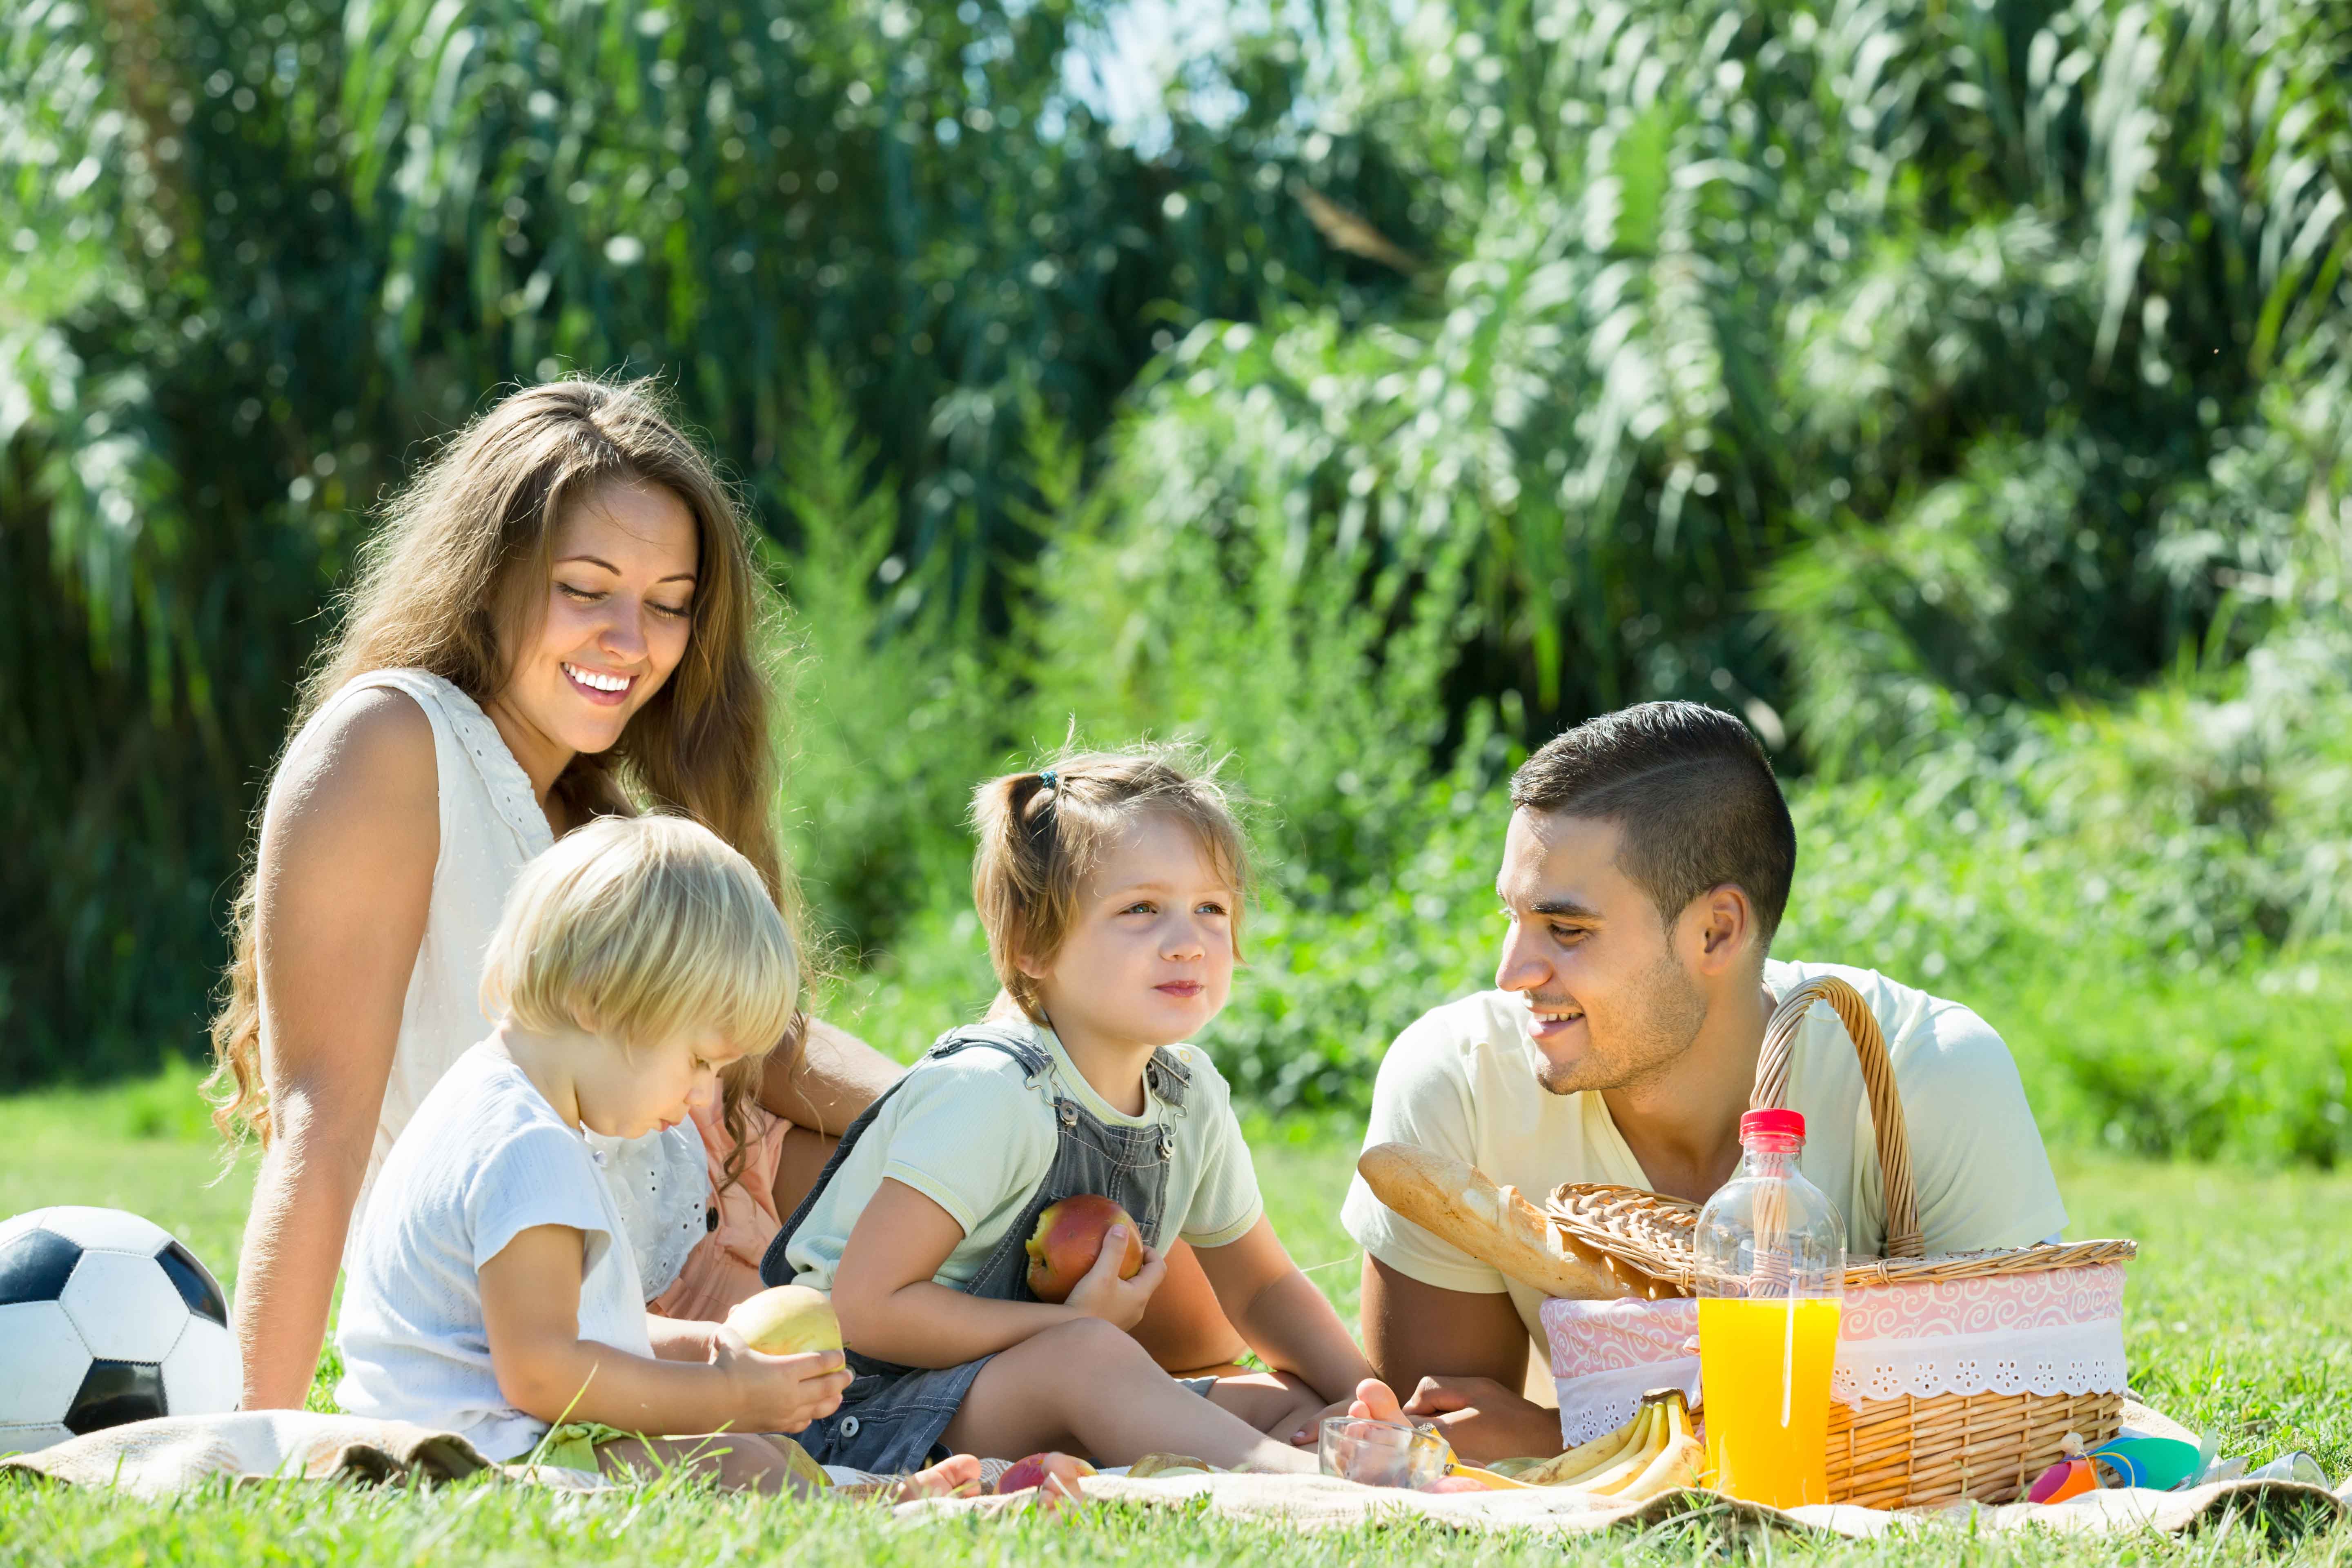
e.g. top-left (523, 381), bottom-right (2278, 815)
top-left (1360, 1256), bottom-right (1565, 1463)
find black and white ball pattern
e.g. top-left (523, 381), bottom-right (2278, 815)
top-left (0, 1206), bottom-right (240, 1455)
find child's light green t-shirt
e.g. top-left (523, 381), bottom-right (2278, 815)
top-left (783, 1021), bottom-right (1264, 1294)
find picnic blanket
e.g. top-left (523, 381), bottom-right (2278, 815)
top-left (8, 1408), bottom-right (2345, 1541)
top-left (899, 1468), bottom-right (2349, 1538)
top-left (0, 1410), bottom-right (986, 1498)
top-left (887, 1398), bottom-right (2351, 1540)
top-left (0, 1411), bottom-right (501, 1497)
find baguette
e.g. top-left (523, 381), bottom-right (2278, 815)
top-left (1356, 1143), bottom-right (1673, 1301)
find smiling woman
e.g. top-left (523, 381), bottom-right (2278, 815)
top-left (203, 379), bottom-right (906, 1410)
top-left (489, 479), bottom-right (701, 773)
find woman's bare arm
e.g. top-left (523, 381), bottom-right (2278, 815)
top-left (755, 1016), bottom-right (901, 1134)
top-left (234, 690), bottom-right (438, 1409)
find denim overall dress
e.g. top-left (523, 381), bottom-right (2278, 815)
top-left (757, 1025), bottom-right (1195, 1473)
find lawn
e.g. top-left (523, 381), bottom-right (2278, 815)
top-left (3, 1067), bottom-right (2348, 1564)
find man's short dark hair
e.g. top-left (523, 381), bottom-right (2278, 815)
top-left (1509, 701), bottom-right (1796, 947)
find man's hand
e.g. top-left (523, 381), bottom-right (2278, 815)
top-left (1396, 1375), bottom-right (1565, 1464)
top-left (1321, 1374), bottom-right (1563, 1464)
top-left (1355, 1255), bottom-right (1562, 1461)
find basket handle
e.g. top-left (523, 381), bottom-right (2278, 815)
top-left (1751, 976), bottom-right (1922, 1260)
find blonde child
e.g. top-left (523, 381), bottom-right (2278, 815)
top-left (335, 815), bottom-right (978, 1496)
top-left (759, 749), bottom-right (1374, 1474)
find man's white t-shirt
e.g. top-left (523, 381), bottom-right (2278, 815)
top-left (337, 1043), bottom-right (657, 1461)
top-left (1340, 959), bottom-right (2069, 1352)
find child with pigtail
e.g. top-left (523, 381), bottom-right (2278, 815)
top-left (761, 747), bottom-right (1376, 1474)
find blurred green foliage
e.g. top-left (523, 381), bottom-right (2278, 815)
top-left (0, 0), bottom-right (1409, 1074)
top-left (4, 0), bottom-right (2348, 1164)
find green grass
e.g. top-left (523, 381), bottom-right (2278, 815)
top-left (12, 1480), bottom-right (2352, 1568)
top-left (3, 1071), bottom-right (2348, 1562)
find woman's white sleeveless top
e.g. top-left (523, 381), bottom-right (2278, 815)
top-left (286, 669), bottom-right (708, 1298)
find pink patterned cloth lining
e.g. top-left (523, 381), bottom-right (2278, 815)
top-left (1839, 1265), bottom-right (2125, 1341)
top-left (1543, 1294), bottom-right (1699, 1375)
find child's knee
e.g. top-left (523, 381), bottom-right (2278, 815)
top-left (1036, 1316), bottom-right (1156, 1375)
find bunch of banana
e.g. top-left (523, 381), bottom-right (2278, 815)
top-left (1514, 1388), bottom-right (1703, 1501)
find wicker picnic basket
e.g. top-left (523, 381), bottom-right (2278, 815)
top-left (1545, 976), bottom-right (2138, 1510)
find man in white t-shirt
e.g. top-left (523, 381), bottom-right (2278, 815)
top-left (1338, 702), bottom-right (2067, 1462)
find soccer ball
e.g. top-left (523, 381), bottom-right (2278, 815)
top-left (0, 1206), bottom-right (241, 1455)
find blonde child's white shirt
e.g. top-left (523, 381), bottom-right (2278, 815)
top-left (279, 669), bottom-right (708, 1298)
top-left (336, 1042), bottom-right (656, 1461)
top-left (784, 1020), bottom-right (1264, 1293)
top-left (1341, 959), bottom-right (2069, 1351)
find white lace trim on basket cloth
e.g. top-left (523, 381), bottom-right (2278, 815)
top-left (1544, 1266), bottom-right (2131, 1450)
top-left (1829, 1315), bottom-right (2128, 1405)
top-left (1551, 1320), bottom-right (2129, 1448)
top-left (1554, 1359), bottom-right (1703, 1450)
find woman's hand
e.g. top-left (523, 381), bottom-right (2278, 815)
top-left (707, 1325), bottom-right (853, 1434)
top-left (1063, 1229), bottom-right (1166, 1331)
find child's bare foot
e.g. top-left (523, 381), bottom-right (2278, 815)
top-left (893, 1453), bottom-right (985, 1501)
top-left (1349, 1378), bottom-right (1408, 1424)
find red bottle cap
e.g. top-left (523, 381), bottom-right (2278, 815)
top-left (1741, 1109), bottom-right (1805, 1140)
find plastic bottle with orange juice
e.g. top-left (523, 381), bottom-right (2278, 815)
top-left (1694, 1108), bottom-right (1847, 1508)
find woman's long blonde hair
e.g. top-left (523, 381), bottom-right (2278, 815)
top-left (207, 378), bottom-right (802, 1185)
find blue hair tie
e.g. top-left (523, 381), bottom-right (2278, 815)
top-left (1038, 769), bottom-right (1059, 791)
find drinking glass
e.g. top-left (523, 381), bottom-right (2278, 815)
top-left (1316, 1415), bottom-right (1453, 1489)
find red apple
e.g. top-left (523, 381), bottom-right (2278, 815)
top-left (1022, 1194), bottom-right (1143, 1303)
top-left (995, 1450), bottom-right (1096, 1499)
